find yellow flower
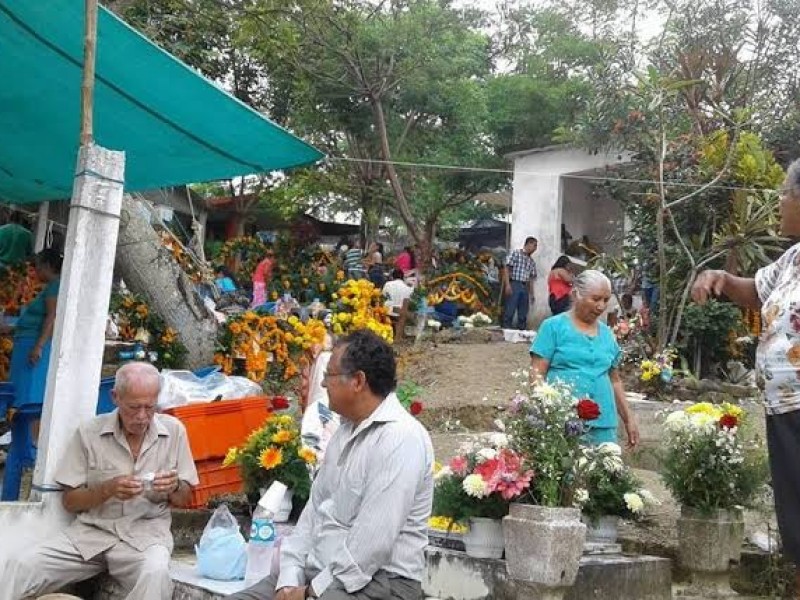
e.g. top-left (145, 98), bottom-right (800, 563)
top-left (298, 446), bottom-right (317, 465)
top-left (721, 402), bottom-right (744, 419)
top-left (222, 446), bottom-right (239, 467)
top-left (276, 414), bottom-right (294, 427)
top-left (259, 447), bottom-right (283, 470)
top-left (271, 429), bottom-right (294, 444)
top-left (686, 402), bottom-right (721, 418)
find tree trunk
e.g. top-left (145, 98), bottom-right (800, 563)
top-left (116, 194), bottom-right (218, 369)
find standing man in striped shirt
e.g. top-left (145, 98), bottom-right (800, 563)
top-left (502, 236), bottom-right (538, 330)
top-left (228, 330), bottom-right (434, 600)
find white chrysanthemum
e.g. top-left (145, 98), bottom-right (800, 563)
top-left (574, 488), bottom-right (589, 506)
top-left (624, 492), bottom-right (645, 514)
top-left (689, 412), bottom-right (717, 430)
top-left (597, 442), bottom-right (622, 456)
top-left (434, 466), bottom-right (453, 481)
top-left (462, 474), bottom-right (490, 498)
top-left (464, 322), bottom-right (475, 329)
top-left (601, 454), bottom-right (625, 474)
top-left (665, 411), bottom-right (689, 431)
top-left (489, 433), bottom-right (509, 448)
top-left (534, 382), bottom-right (559, 400)
top-left (476, 448), bottom-right (499, 462)
top-left (639, 489), bottom-right (661, 506)
top-left (427, 319), bottom-right (442, 329)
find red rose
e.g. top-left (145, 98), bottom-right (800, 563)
top-left (271, 396), bottom-right (290, 410)
top-left (719, 414), bottom-right (738, 429)
top-left (410, 401), bottom-right (424, 416)
top-left (576, 398), bottom-right (601, 421)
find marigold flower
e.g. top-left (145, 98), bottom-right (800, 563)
top-left (271, 430), bottom-right (294, 444)
top-left (259, 447), bottom-right (283, 470)
top-left (298, 446), bottom-right (317, 465)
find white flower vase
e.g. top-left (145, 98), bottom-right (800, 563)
top-left (258, 487), bottom-right (294, 523)
top-left (463, 517), bottom-right (505, 559)
top-left (583, 515), bottom-right (620, 544)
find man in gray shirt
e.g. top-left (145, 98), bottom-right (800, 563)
top-left (229, 330), bottom-right (434, 600)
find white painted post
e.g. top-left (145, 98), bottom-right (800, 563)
top-left (32, 144), bottom-right (125, 498)
top-left (33, 201), bottom-right (49, 252)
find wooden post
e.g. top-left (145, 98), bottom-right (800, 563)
top-left (80, 0), bottom-right (98, 145)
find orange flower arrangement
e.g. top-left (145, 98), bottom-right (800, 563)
top-left (214, 311), bottom-right (327, 385)
top-left (0, 263), bottom-right (42, 380)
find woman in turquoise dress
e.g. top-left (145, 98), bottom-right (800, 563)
top-left (529, 269), bottom-right (639, 447)
top-left (1, 248), bottom-right (62, 500)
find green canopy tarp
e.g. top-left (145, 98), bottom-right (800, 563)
top-left (0, 1), bottom-right (323, 205)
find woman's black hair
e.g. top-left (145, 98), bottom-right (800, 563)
top-left (551, 255), bottom-right (571, 270)
top-left (35, 247), bottom-right (63, 273)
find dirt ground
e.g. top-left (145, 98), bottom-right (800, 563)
top-left (398, 339), bottom-right (530, 431)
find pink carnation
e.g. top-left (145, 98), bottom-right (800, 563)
top-left (473, 449), bottom-right (533, 500)
top-left (449, 455), bottom-right (469, 476)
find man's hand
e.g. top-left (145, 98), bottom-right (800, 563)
top-left (503, 282), bottom-right (512, 298)
top-left (275, 586), bottom-right (307, 600)
top-left (152, 470), bottom-right (179, 494)
top-left (105, 475), bottom-right (143, 501)
top-left (691, 270), bottom-right (727, 305)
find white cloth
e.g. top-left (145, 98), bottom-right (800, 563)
top-left (301, 352), bottom-right (339, 464)
top-left (278, 394), bottom-right (434, 595)
top-left (755, 242), bottom-right (800, 415)
top-left (382, 280), bottom-right (413, 315)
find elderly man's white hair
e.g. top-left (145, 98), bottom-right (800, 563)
top-left (114, 361), bottom-right (161, 397)
top-left (573, 269), bottom-right (612, 298)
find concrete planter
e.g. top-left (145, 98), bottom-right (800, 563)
top-left (583, 515), bottom-right (620, 544)
top-left (676, 506), bottom-right (745, 597)
top-left (463, 517), bottom-right (505, 559)
top-left (503, 504), bottom-right (586, 598)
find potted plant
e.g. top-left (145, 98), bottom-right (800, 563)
top-left (501, 379), bottom-right (601, 596)
top-left (432, 437), bottom-right (532, 559)
top-left (661, 401), bottom-right (768, 597)
top-left (223, 413), bottom-right (317, 522)
top-left (575, 442), bottom-right (658, 544)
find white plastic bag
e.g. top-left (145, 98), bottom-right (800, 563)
top-left (196, 504), bottom-right (247, 581)
top-left (158, 369), bottom-right (263, 409)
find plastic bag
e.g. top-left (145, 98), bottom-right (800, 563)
top-left (196, 504), bottom-right (247, 581)
top-left (158, 369), bottom-right (263, 409)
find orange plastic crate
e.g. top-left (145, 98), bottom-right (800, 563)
top-left (165, 396), bottom-right (272, 461)
top-left (187, 459), bottom-right (243, 509)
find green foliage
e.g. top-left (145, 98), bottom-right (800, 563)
top-left (396, 381), bottom-right (423, 410)
top-left (580, 448), bottom-right (649, 522)
top-left (679, 300), bottom-right (745, 373)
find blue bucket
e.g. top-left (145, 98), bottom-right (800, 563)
top-left (96, 377), bottom-right (116, 415)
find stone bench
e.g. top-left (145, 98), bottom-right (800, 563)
top-left (87, 546), bottom-right (671, 600)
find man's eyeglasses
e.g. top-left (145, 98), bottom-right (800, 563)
top-left (323, 370), bottom-right (351, 381)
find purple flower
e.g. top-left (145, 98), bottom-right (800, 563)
top-left (564, 420), bottom-right (585, 437)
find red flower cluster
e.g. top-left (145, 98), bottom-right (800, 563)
top-left (576, 398), bottom-right (601, 421)
top-left (719, 414), bottom-right (738, 430)
top-left (271, 395), bottom-right (290, 410)
top-left (410, 401), bottom-right (424, 416)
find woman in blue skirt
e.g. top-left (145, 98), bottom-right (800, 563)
top-left (1, 248), bottom-right (62, 500)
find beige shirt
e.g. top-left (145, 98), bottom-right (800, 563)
top-left (278, 393), bottom-right (434, 595)
top-left (56, 411), bottom-right (199, 560)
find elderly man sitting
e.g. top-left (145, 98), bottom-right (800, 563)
top-left (0, 362), bottom-right (199, 600)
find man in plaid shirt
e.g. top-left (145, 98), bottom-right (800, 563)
top-left (502, 237), bottom-right (538, 329)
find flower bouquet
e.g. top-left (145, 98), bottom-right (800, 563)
top-left (223, 413), bottom-right (317, 505)
top-left (432, 438), bottom-right (532, 558)
top-left (661, 402), bottom-right (767, 513)
top-left (637, 346), bottom-right (678, 399)
top-left (504, 378), bottom-right (601, 507)
top-left (661, 401), bottom-right (768, 591)
top-left (574, 442), bottom-right (658, 542)
top-left (329, 279), bottom-right (393, 342)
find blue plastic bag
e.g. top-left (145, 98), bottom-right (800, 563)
top-left (196, 504), bottom-right (247, 581)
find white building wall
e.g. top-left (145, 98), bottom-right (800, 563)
top-left (509, 147), bottom-right (629, 326)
